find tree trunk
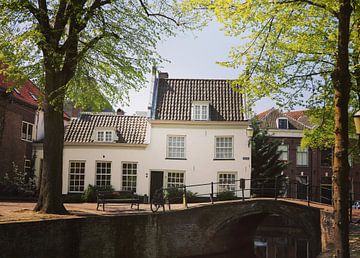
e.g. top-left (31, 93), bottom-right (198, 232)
top-left (34, 74), bottom-right (67, 214)
top-left (332, 0), bottom-right (352, 257)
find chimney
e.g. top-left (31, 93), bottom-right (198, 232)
top-left (159, 72), bottom-right (169, 79)
top-left (117, 108), bottom-right (125, 116)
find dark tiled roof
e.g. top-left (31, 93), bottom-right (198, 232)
top-left (64, 113), bottom-right (148, 144)
top-left (154, 79), bottom-right (246, 121)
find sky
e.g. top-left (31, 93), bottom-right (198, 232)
top-left (119, 21), bottom-right (275, 116)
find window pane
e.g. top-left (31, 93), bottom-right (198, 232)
top-left (215, 137), bottom-right (233, 159)
top-left (68, 161), bottom-right (85, 193)
top-left (296, 146), bottom-right (308, 166)
top-left (277, 145), bottom-right (289, 161)
top-left (168, 136), bottom-right (185, 158)
top-left (95, 162), bottom-right (111, 187)
top-left (167, 172), bottom-right (184, 188)
top-left (22, 122), bottom-right (27, 139)
top-left (192, 104), bottom-right (209, 120)
top-left (218, 173), bottom-right (236, 192)
top-left (122, 163), bottom-right (137, 191)
top-left (97, 131), bottom-right (104, 141)
top-left (105, 131), bottom-right (112, 142)
top-left (278, 119), bottom-right (288, 129)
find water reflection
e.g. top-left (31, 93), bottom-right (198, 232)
top-left (183, 214), bottom-right (313, 258)
top-left (254, 214), bottom-right (311, 258)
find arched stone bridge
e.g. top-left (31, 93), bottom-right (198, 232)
top-left (0, 199), bottom-right (334, 258)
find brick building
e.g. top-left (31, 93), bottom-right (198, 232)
top-left (0, 74), bottom-right (41, 180)
top-left (257, 108), bottom-right (360, 203)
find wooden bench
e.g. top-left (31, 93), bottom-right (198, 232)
top-left (96, 190), bottom-right (140, 211)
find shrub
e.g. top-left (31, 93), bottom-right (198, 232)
top-left (216, 190), bottom-right (237, 201)
top-left (63, 194), bottom-right (83, 203)
top-left (81, 184), bottom-right (114, 202)
top-left (0, 163), bottom-right (36, 198)
top-left (165, 187), bottom-right (197, 204)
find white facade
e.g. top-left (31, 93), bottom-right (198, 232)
top-left (33, 120), bottom-right (251, 197)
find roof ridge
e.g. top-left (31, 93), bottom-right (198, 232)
top-left (161, 78), bottom-right (237, 81)
top-left (80, 112), bottom-right (146, 118)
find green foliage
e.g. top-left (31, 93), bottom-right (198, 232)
top-left (183, 0), bottom-right (342, 109)
top-left (250, 119), bottom-right (288, 197)
top-left (0, 162), bottom-right (36, 197)
top-left (81, 184), bottom-right (114, 202)
top-left (165, 187), bottom-right (197, 203)
top-left (0, 0), bottom-right (199, 109)
top-left (216, 190), bottom-right (236, 201)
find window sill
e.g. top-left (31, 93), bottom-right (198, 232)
top-left (213, 158), bottom-right (235, 161)
top-left (166, 158), bottom-right (187, 160)
top-left (21, 138), bottom-right (33, 143)
top-left (296, 165), bottom-right (309, 168)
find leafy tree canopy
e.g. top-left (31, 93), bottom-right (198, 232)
top-left (0, 0), bottom-right (198, 110)
top-left (183, 0), bottom-right (360, 109)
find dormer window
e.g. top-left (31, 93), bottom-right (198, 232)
top-left (277, 117), bottom-right (288, 129)
top-left (192, 101), bottom-right (209, 121)
top-left (96, 130), bottom-right (114, 142)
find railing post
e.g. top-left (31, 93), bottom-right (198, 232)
top-left (274, 176), bottom-right (278, 200)
top-left (183, 185), bottom-right (188, 208)
top-left (210, 182), bottom-right (214, 204)
top-left (349, 192), bottom-right (353, 223)
top-left (307, 183), bottom-right (310, 207)
top-left (240, 178), bottom-right (245, 201)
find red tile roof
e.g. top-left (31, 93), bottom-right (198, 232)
top-left (284, 110), bottom-right (306, 121)
top-left (256, 107), bottom-right (275, 120)
top-left (0, 73), bottom-right (40, 108)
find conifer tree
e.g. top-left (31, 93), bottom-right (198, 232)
top-left (251, 120), bottom-right (288, 197)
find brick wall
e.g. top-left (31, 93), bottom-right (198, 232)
top-left (0, 94), bottom-right (36, 178)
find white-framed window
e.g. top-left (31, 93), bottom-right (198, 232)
top-left (122, 162), bottom-right (137, 192)
top-left (215, 136), bottom-right (234, 159)
top-left (167, 171), bottom-right (185, 188)
top-left (277, 118), bottom-right (288, 129)
top-left (69, 161), bottom-right (85, 193)
top-left (97, 130), bottom-right (113, 142)
top-left (96, 162), bottom-right (111, 187)
top-left (24, 159), bottom-right (31, 175)
top-left (191, 102), bottom-right (209, 120)
top-left (218, 172), bottom-right (237, 192)
top-left (97, 131), bottom-right (104, 141)
top-left (105, 131), bottom-right (112, 142)
top-left (277, 145), bottom-right (289, 161)
top-left (296, 146), bottom-right (309, 166)
top-left (21, 121), bottom-right (33, 141)
top-left (167, 135), bottom-right (186, 159)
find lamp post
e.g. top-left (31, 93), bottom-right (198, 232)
top-left (353, 110), bottom-right (360, 135)
top-left (246, 125), bottom-right (254, 138)
top-left (352, 111), bottom-right (360, 222)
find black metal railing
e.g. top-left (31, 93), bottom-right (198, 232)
top-left (150, 176), bottom-right (357, 222)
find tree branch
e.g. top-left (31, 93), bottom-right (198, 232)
top-left (276, 0), bottom-right (339, 18)
top-left (53, 0), bottom-right (71, 43)
top-left (139, 0), bottom-right (180, 25)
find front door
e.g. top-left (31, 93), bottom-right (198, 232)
top-left (150, 171), bottom-right (164, 200)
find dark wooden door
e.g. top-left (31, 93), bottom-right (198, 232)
top-left (150, 171), bottom-right (164, 200)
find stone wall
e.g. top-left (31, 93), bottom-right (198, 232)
top-left (0, 200), bottom-right (326, 258)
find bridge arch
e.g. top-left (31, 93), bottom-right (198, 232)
top-left (176, 199), bottom-right (322, 258)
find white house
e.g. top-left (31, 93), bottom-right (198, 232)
top-left (33, 72), bottom-right (252, 198)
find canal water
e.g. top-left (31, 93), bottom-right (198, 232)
top-left (184, 214), bottom-right (313, 258)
